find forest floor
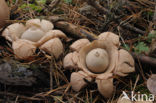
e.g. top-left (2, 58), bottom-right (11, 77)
top-left (0, 0), bottom-right (156, 103)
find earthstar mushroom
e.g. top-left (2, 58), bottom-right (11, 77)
top-left (2, 19), bottom-right (67, 59)
top-left (63, 32), bottom-right (135, 98)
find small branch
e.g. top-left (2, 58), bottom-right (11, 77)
top-left (49, 55), bottom-right (54, 90)
top-left (85, 0), bottom-right (110, 14)
top-left (44, 0), bottom-right (61, 12)
top-left (132, 53), bottom-right (156, 67)
top-left (153, 0), bottom-right (156, 27)
top-left (154, 6), bottom-right (156, 24)
top-left (0, 92), bottom-right (43, 101)
top-left (54, 21), bottom-right (97, 41)
top-left (121, 23), bottom-right (146, 35)
top-left (48, 0), bottom-right (61, 11)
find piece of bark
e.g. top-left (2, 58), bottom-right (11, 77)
top-left (0, 62), bottom-right (35, 86)
top-left (0, 59), bottom-right (48, 86)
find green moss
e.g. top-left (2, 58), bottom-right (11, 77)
top-left (20, 4), bottom-right (43, 12)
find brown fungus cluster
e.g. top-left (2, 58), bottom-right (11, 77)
top-left (2, 19), bottom-right (68, 59)
top-left (63, 32), bottom-right (135, 98)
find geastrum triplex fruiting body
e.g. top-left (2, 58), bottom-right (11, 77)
top-left (2, 19), bottom-right (68, 59)
top-left (63, 32), bottom-right (135, 98)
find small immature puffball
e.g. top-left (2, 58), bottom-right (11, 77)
top-left (0, 0), bottom-right (10, 28)
top-left (21, 26), bottom-right (45, 42)
top-left (86, 48), bottom-right (109, 73)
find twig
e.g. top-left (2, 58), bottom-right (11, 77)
top-left (137, 55), bottom-right (147, 82)
top-left (154, 6), bottom-right (156, 24)
top-left (132, 74), bottom-right (140, 92)
top-left (15, 0), bottom-right (19, 5)
top-left (54, 21), bottom-right (97, 41)
top-left (0, 92), bottom-right (43, 101)
top-left (131, 53), bottom-right (156, 67)
top-left (121, 23), bottom-right (146, 34)
top-left (49, 55), bottom-right (55, 90)
top-left (15, 95), bottom-right (19, 103)
top-left (153, 0), bottom-right (156, 27)
top-left (43, 0), bottom-right (61, 14)
top-left (85, 0), bottom-right (110, 14)
top-left (49, 0), bottom-right (61, 11)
